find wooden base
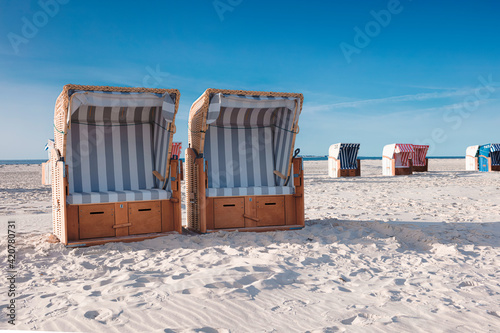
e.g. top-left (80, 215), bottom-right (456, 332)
top-left (339, 169), bottom-right (359, 177)
top-left (205, 194), bottom-right (300, 230)
top-left (491, 165), bottom-right (500, 171)
top-left (395, 167), bottom-right (413, 175)
top-left (189, 157), bottom-right (305, 233)
top-left (412, 158), bottom-right (428, 172)
top-left (66, 199), bottom-right (181, 245)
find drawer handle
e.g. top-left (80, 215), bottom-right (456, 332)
top-left (89, 211), bottom-right (104, 215)
top-left (138, 208), bottom-right (152, 212)
top-left (243, 214), bottom-right (260, 222)
top-left (264, 202), bottom-right (276, 206)
top-left (113, 223), bottom-right (132, 229)
top-left (223, 204), bottom-right (235, 207)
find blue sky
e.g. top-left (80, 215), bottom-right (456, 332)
top-left (1, 0), bottom-right (499, 159)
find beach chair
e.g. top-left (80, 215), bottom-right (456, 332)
top-left (478, 144), bottom-right (500, 172)
top-left (328, 143), bottom-right (361, 177)
top-left (41, 141), bottom-right (53, 186)
top-left (48, 85), bottom-right (182, 246)
top-left (465, 145), bottom-right (479, 171)
top-left (186, 89), bottom-right (304, 233)
top-left (382, 144), bottom-right (414, 176)
top-left (411, 144), bottom-right (430, 172)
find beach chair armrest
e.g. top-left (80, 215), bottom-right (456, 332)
top-left (273, 170), bottom-right (286, 180)
top-left (153, 171), bottom-right (165, 182)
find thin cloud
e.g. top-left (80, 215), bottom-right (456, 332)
top-left (306, 88), bottom-right (480, 112)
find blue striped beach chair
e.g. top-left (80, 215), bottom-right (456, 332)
top-left (478, 143), bottom-right (500, 172)
top-left (328, 143), bottom-right (361, 177)
top-left (186, 89), bottom-right (305, 233)
top-left (48, 85), bottom-right (183, 246)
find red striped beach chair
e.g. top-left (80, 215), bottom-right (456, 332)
top-left (382, 143), bottom-right (414, 176)
top-left (411, 145), bottom-right (430, 172)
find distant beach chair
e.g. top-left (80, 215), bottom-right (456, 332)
top-left (465, 145), bottom-right (479, 171)
top-left (186, 89), bottom-right (305, 233)
top-left (47, 85), bottom-right (182, 246)
top-left (478, 143), bottom-right (500, 172)
top-left (382, 143), bottom-right (414, 176)
top-left (328, 143), bottom-right (361, 177)
top-left (41, 141), bottom-right (54, 186)
top-left (411, 144), bottom-right (430, 172)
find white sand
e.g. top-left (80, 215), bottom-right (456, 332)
top-left (0, 159), bottom-right (499, 332)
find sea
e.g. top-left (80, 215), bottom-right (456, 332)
top-left (0, 156), bottom-right (465, 165)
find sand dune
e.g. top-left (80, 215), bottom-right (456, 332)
top-left (0, 159), bottom-right (499, 332)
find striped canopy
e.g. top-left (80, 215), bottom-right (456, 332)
top-left (411, 144), bottom-right (429, 166)
top-left (492, 144), bottom-right (500, 166)
top-left (202, 93), bottom-right (301, 195)
top-left (395, 144), bottom-right (414, 153)
top-left (329, 143), bottom-right (360, 169)
top-left (383, 143), bottom-right (414, 167)
top-left (480, 143), bottom-right (500, 168)
top-left (491, 144), bottom-right (500, 152)
top-left (65, 90), bottom-right (177, 204)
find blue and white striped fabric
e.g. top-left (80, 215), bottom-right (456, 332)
top-left (335, 143), bottom-right (360, 169)
top-left (206, 186), bottom-right (294, 197)
top-left (66, 91), bottom-right (175, 205)
top-left (491, 144), bottom-right (500, 166)
top-left (68, 90), bottom-right (176, 125)
top-left (204, 93), bottom-right (300, 197)
top-left (67, 189), bottom-right (170, 205)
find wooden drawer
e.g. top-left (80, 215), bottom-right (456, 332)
top-left (256, 196), bottom-right (285, 226)
top-left (128, 201), bottom-right (162, 235)
top-left (214, 197), bottom-right (245, 229)
top-left (340, 169), bottom-right (357, 177)
top-left (79, 204), bottom-right (116, 239)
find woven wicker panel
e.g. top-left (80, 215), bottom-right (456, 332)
top-left (186, 89), bottom-right (303, 232)
top-left (52, 84), bottom-right (180, 243)
top-left (185, 153), bottom-right (198, 230)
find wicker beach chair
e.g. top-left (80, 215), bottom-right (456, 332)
top-left (411, 145), bottom-right (430, 172)
top-left (465, 145), bottom-right (479, 171)
top-left (382, 143), bottom-right (414, 176)
top-left (328, 143), bottom-right (361, 177)
top-left (185, 89), bottom-right (305, 233)
top-left (478, 143), bottom-right (500, 172)
top-left (48, 85), bottom-right (182, 246)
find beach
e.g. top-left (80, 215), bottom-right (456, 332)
top-left (0, 159), bottom-right (499, 332)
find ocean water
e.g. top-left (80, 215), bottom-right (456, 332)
top-left (301, 156), bottom-right (464, 161)
top-left (0, 156), bottom-right (465, 165)
top-left (0, 159), bottom-right (47, 165)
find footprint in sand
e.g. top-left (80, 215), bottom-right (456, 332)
top-left (394, 278), bottom-right (406, 286)
top-left (172, 273), bottom-right (191, 280)
top-left (84, 310), bottom-right (100, 320)
top-left (458, 280), bottom-right (479, 288)
top-left (341, 313), bottom-right (379, 325)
